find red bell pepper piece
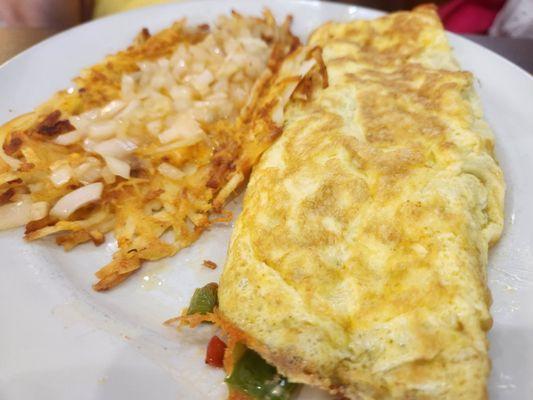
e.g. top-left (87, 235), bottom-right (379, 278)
top-left (206, 335), bottom-right (227, 368)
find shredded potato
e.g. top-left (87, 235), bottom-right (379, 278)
top-left (0, 10), bottom-right (325, 291)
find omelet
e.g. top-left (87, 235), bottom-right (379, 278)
top-left (218, 5), bottom-right (505, 400)
top-left (0, 12), bottom-right (302, 290)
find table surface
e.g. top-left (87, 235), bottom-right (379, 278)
top-left (0, 28), bottom-right (60, 65)
top-left (1, 27), bottom-right (532, 72)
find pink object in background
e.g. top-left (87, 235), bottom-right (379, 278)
top-left (438, 0), bottom-right (506, 33)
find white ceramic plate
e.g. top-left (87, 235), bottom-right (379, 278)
top-left (1, 1), bottom-right (532, 399)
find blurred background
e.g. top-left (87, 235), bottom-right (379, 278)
top-left (0, 0), bottom-right (532, 68)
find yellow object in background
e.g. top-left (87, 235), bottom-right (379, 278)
top-left (94, 0), bottom-right (175, 17)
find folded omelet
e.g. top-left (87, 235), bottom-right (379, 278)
top-left (219, 6), bottom-right (504, 400)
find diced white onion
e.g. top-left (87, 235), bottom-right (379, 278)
top-left (158, 58), bottom-right (170, 69)
top-left (116, 99), bottom-right (140, 120)
top-left (82, 137), bottom-right (96, 153)
top-left (88, 120), bottom-right (118, 140)
top-left (104, 156), bottom-right (130, 179)
top-left (27, 182), bottom-right (44, 192)
top-left (171, 57), bottom-right (187, 77)
top-left (239, 37), bottom-right (269, 52)
top-left (169, 85), bottom-right (192, 101)
top-left (53, 129), bottom-right (84, 146)
top-left (69, 110), bottom-right (98, 134)
top-left (30, 201), bottom-right (49, 221)
top-left (100, 166), bottom-right (116, 184)
top-left (158, 114), bottom-right (205, 144)
top-left (157, 162), bottom-right (185, 180)
top-left (82, 109), bottom-right (99, 121)
top-left (191, 70), bottom-right (214, 94)
top-left (69, 116), bottom-right (84, 130)
top-left (70, 111), bottom-right (99, 132)
top-left (121, 74), bottom-right (136, 99)
top-left (50, 182), bottom-right (103, 220)
top-left (100, 100), bottom-right (126, 119)
top-left (0, 199), bottom-right (32, 230)
top-left (146, 120), bottom-right (162, 136)
top-left (74, 159), bottom-right (101, 184)
top-left (0, 197), bottom-right (46, 230)
top-left (138, 60), bottom-right (152, 73)
top-left (50, 164), bottom-right (73, 187)
top-left (93, 138), bottom-right (137, 158)
top-left (150, 73), bottom-right (169, 90)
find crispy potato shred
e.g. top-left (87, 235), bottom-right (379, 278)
top-left (0, 10), bottom-right (326, 291)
